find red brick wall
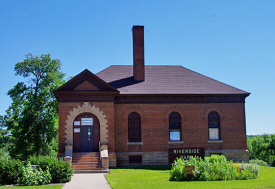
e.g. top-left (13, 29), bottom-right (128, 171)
top-left (58, 101), bottom-right (115, 154)
top-left (114, 103), bottom-right (247, 153)
top-left (58, 101), bottom-right (247, 159)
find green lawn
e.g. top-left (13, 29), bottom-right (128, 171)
top-left (105, 166), bottom-right (275, 189)
top-left (0, 185), bottom-right (63, 189)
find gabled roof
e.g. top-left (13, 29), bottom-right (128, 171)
top-left (96, 65), bottom-right (249, 96)
top-left (55, 69), bottom-right (118, 92)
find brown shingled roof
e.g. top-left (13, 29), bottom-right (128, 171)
top-left (96, 65), bottom-right (249, 95)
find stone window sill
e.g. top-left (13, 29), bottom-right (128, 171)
top-left (168, 141), bottom-right (184, 144)
top-left (208, 140), bottom-right (223, 144)
top-left (127, 141), bottom-right (144, 145)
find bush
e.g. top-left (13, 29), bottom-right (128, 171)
top-left (170, 155), bottom-right (259, 181)
top-left (249, 159), bottom-right (268, 166)
top-left (18, 162), bottom-right (51, 186)
top-left (0, 158), bottom-right (23, 185)
top-left (28, 156), bottom-right (74, 183)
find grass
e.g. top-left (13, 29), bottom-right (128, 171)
top-left (0, 185), bottom-right (63, 189)
top-left (105, 165), bottom-right (275, 189)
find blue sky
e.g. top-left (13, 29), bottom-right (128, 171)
top-left (0, 1), bottom-right (274, 135)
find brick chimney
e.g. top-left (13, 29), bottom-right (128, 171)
top-left (132, 25), bottom-right (145, 81)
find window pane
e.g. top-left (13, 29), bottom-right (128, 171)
top-left (209, 122), bottom-right (218, 128)
top-left (170, 123), bottom-right (179, 128)
top-left (170, 130), bottom-right (180, 141)
top-left (209, 128), bottom-right (219, 140)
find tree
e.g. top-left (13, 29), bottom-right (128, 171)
top-left (5, 53), bottom-right (65, 159)
top-left (0, 115), bottom-right (11, 159)
top-left (247, 134), bottom-right (275, 166)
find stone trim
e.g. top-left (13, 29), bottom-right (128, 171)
top-left (109, 152), bottom-right (117, 168)
top-left (206, 149), bottom-right (223, 155)
top-left (64, 156), bottom-right (72, 165)
top-left (208, 140), bottom-right (223, 144)
top-left (65, 145), bottom-right (72, 157)
top-left (64, 102), bottom-right (109, 147)
top-left (168, 141), bottom-right (184, 145)
top-left (205, 149), bottom-right (249, 162)
top-left (116, 151), bottom-right (168, 166)
top-left (127, 141), bottom-right (144, 145)
top-left (116, 149), bottom-right (249, 166)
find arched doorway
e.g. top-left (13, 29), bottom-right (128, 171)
top-left (73, 113), bottom-right (100, 152)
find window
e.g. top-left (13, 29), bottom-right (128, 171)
top-left (128, 112), bottom-right (141, 142)
top-left (208, 111), bottom-right (221, 140)
top-left (169, 112), bottom-right (181, 141)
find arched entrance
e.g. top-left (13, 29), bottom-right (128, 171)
top-left (73, 113), bottom-right (100, 152)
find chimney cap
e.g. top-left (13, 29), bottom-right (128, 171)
top-left (132, 25), bottom-right (144, 31)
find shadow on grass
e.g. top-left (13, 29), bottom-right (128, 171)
top-left (110, 165), bottom-right (172, 171)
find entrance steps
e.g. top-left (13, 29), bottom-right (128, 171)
top-left (71, 152), bottom-right (108, 173)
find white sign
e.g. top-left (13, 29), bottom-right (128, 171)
top-left (74, 128), bottom-right (80, 133)
top-left (74, 121), bottom-right (80, 126)
top-left (81, 118), bottom-right (93, 125)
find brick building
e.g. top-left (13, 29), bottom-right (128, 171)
top-left (54, 26), bottom-right (250, 171)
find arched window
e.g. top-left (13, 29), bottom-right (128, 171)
top-left (208, 111), bottom-right (221, 140)
top-left (169, 112), bottom-right (181, 141)
top-left (128, 112), bottom-right (141, 142)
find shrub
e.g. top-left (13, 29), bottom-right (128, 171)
top-left (28, 155), bottom-right (74, 183)
top-left (249, 159), bottom-right (269, 166)
top-left (170, 155), bottom-right (259, 182)
top-left (0, 158), bottom-right (23, 185)
top-left (18, 162), bottom-right (51, 186)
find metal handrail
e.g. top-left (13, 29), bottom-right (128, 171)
top-left (99, 141), bottom-right (101, 160)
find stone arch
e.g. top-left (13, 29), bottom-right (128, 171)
top-left (64, 102), bottom-right (108, 147)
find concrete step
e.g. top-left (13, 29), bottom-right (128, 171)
top-left (72, 158), bottom-right (100, 162)
top-left (72, 162), bottom-right (101, 165)
top-left (73, 155), bottom-right (100, 158)
top-left (72, 152), bottom-right (100, 157)
top-left (71, 152), bottom-right (103, 172)
top-left (73, 157), bottom-right (99, 159)
top-left (72, 158), bottom-right (100, 163)
top-left (72, 164), bottom-right (102, 167)
top-left (72, 166), bottom-right (103, 170)
top-left (74, 170), bottom-right (109, 174)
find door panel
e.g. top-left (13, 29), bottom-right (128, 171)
top-left (73, 127), bottom-right (81, 152)
top-left (80, 126), bottom-right (94, 152)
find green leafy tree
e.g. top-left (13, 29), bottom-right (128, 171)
top-left (5, 53), bottom-right (65, 159)
top-left (0, 115), bottom-right (11, 159)
top-left (247, 134), bottom-right (275, 166)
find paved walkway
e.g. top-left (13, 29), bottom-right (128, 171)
top-left (62, 173), bottom-right (111, 189)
